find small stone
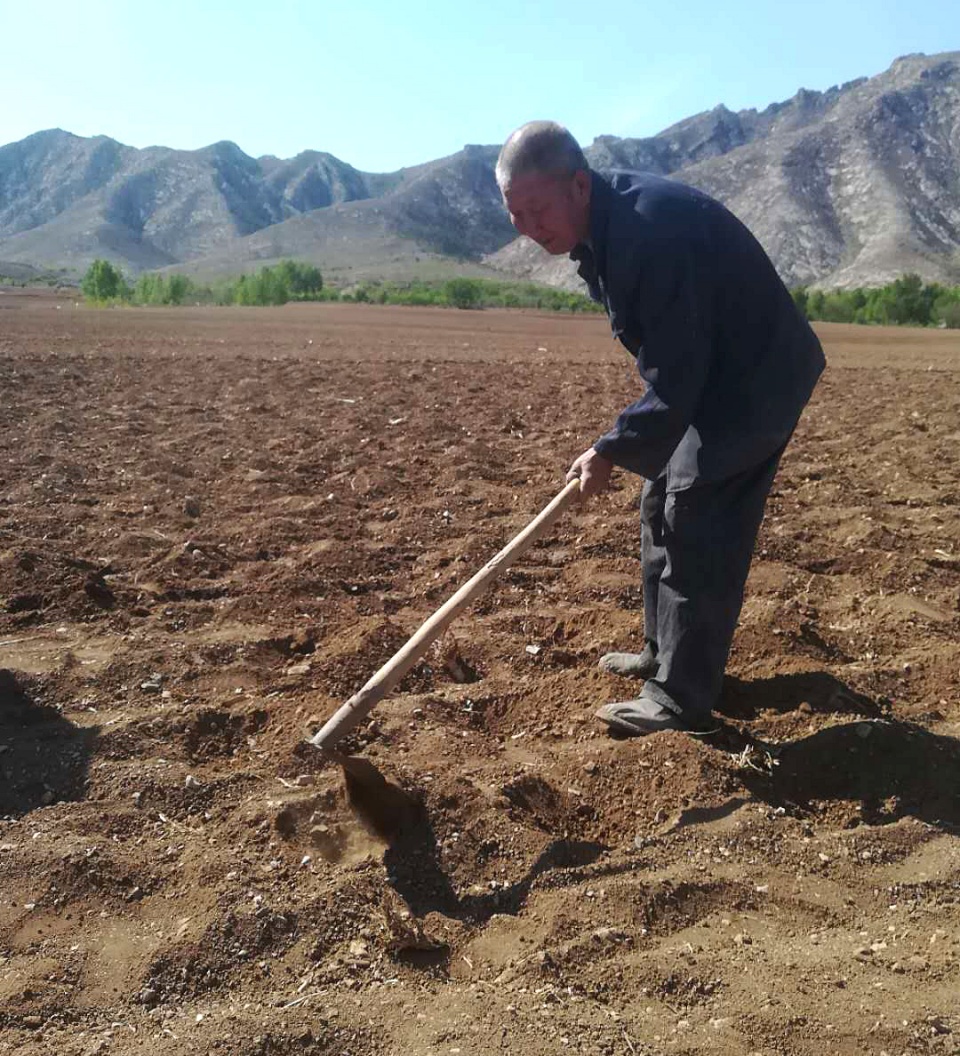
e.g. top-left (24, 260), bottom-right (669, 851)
top-left (140, 680), bottom-right (162, 694)
top-left (798, 701), bottom-right (813, 714)
top-left (592, 926), bottom-right (626, 942)
top-left (348, 939), bottom-right (370, 964)
top-left (583, 760), bottom-right (598, 775)
top-left (856, 722), bottom-right (872, 739)
top-left (733, 933), bottom-right (752, 946)
top-left (295, 774), bottom-right (315, 787)
top-left (183, 496), bottom-right (201, 518)
top-left (854, 945), bottom-right (873, 958)
top-left (40, 789), bottom-right (54, 805)
top-left (184, 774), bottom-right (201, 790)
top-left (23, 1015), bottom-right (43, 1029)
top-left (138, 987), bottom-right (159, 1008)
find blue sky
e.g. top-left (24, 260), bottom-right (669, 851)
top-left (3, 0), bottom-right (958, 171)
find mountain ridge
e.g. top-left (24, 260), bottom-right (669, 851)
top-left (2, 51), bottom-right (959, 289)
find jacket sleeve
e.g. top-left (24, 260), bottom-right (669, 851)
top-left (593, 240), bottom-right (713, 479)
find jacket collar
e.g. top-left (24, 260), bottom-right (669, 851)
top-left (569, 169), bottom-right (612, 299)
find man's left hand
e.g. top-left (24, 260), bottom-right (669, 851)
top-left (566, 448), bottom-right (613, 499)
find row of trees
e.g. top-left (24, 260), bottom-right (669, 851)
top-left (344, 276), bottom-right (600, 312)
top-left (81, 259), bottom-right (323, 306)
top-left (79, 260), bottom-right (599, 312)
top-left (81, 260), bottom-right (960, 325)
top-left (793, 274), bottom-right (960, 328)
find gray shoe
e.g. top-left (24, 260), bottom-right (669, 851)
top-left (594, 698), bottom-right (685, 736)
top-left (598, 642), bottom-right (659, 679)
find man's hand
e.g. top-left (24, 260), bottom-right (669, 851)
top-left (566, 447), bottom-right (613, 499)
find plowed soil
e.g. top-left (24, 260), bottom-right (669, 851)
top-left (1, 288), bottom-right (958, 1056)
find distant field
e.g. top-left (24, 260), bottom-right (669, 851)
top-left (1, 289), bottom-right (958, 1056)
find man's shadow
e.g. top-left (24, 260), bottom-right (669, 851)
top-left (377, 669), bottom-right (959, 961)
top-left (719, 670), bottom-right (882, 721)
top-left (0, 669), bottom-right (96, 817)
top-left (711, 671), bottom-right (960, 829)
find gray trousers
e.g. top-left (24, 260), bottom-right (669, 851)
top-left (639, 442), bottom-right (787, 721)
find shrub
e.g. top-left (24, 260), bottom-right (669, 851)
top-left (275, 259), bottom-right (323, 297)
top-left (444, 277), bottom-right (483, 309)
top-left (792, 274), bottom-right (960, 328)
top-left (81, 259), bottom-right (128, 302)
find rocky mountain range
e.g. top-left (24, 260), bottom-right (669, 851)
top-left (2, 50), bottom-right (959, 289)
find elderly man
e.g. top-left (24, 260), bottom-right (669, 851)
top-left (497, 120), bottom-right (824, 736)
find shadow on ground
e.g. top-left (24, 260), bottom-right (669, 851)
top-left (719, 669), bottom-right (882, 720)
top-left (0, 668), bottom-right (96, 817)
top-left (373, 669), bottom-right (958, 950)
top-left (384, 820), bottom-right (612, 927)
top-left (740, 718), bottom-right (960, 828)
top-left (704, 671), bottom-right (959, 829)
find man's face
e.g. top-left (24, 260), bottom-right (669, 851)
top-left (501, 170), bottom-right (591, 255)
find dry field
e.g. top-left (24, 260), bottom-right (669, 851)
top-left (1, 289), bottom-right (958, 1056)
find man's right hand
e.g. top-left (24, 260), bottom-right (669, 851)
top-left (566, 447), bottom-right (613, 499)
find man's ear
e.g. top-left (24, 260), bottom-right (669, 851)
top-left (572, 168), bottom-right (591, 202)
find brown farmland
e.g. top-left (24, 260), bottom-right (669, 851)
top-left (1, 290), bottom-right (959, 1056)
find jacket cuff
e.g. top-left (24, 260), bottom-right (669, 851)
top-left (592, 435), bottom-right (619, 460)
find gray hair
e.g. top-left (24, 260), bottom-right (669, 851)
top-left (495, 121), bottom-right (588, 189)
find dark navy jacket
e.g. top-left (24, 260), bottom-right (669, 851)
top-left (573, 170), bottom-right (825, 490)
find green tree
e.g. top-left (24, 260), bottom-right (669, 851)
top-left (166, 273), bottom-right (192, 305)
top-left (876, 273), bottom-right (933, 326)
top-left (444, 277), bottom-right (483, 309)
top-left (933, 287), bottom-right (960, 328)
top-left (819, 292), bottom-right (856, 323)
top-left (806, 289), bottom-right (826, 319)
top-left (81, 259), bottom-right (128, 302)
top-left (275, 259), bottom-right (322, 297)
top-left (232, 266), bottom-right (290, 306)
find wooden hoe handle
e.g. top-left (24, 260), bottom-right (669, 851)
top-left (308, 477), bottom-right (582, 752)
